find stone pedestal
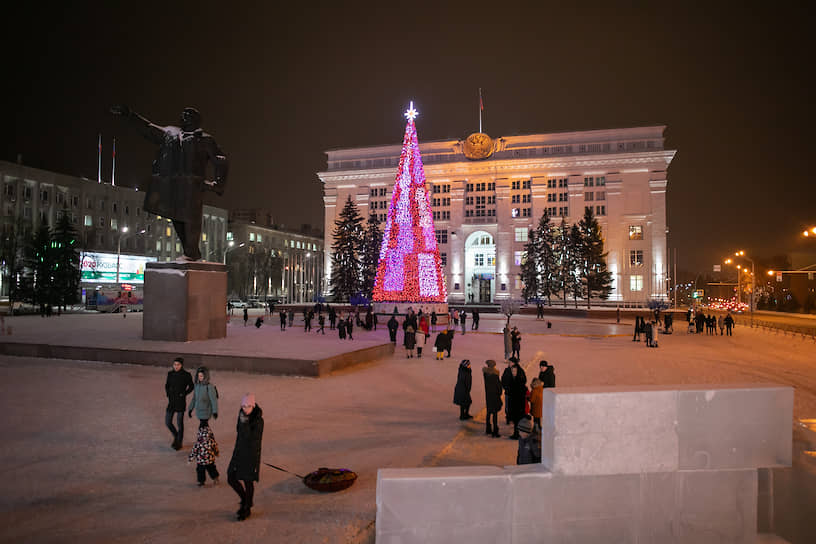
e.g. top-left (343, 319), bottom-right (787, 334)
top-left (143, 261), bottom-right (227, 341)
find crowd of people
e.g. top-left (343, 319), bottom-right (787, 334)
top-left (453, 357), bottom-right (556, 464)
top-left (686, 308), bottom-right (735, 336)
top-left (164, 358), bottom-right (264, 521)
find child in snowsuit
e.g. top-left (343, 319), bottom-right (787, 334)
top-left (189, 422), bottom-right (220, 486)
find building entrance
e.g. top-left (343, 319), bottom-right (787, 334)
top-left (464, 231), bottom-right (496, 303)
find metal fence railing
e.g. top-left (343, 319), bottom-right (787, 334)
top-left (731, 315), bottom-right (816, 341)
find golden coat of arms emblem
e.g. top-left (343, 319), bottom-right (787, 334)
top-left (463, 132), bottom-right (494, 160)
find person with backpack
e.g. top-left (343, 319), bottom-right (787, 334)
top-left (188, 366), bottom-right (219, 427)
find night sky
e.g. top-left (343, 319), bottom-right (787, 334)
top-left (4, 3), bottom-right (813, 273)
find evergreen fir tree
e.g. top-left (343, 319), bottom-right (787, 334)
top-left (577, 206), bottom-right (613, 308)
top-left (360, 213), bottom-right (383, 301)
top-left (330, 196), bottom-right (363, 301)
top-left (552, 217), bottom-right (574, 307)
top-left (534, 212), bottom-right (557, 305)
top-left (519, 227), bottom-right (539, 302)
top-left (23, 223), bottom-right (56, 311)
top-left (52, 212), bottom-right (81, 310)
top-left (568, 223), bottom-right (585, 308)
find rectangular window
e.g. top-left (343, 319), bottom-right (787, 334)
top-left (435, 229), bottom-right (448, 244)
top-left (523, 179), bottom-right (531, 189)
top-left (166, 227), bottom-right (172, 237)
top-left (596, 191), bottom-right (605, 201)
top-left (156, 240), bottom-right (162, 251)
top-left (474, 254), bottom-right (484, 266)
top-left (522, 194), bottom-right (530, 203)
top-left (630, 250), bottom-right (644, 266)
top-left (440, 252), bottom-right (447, 266)
top-left (547, 179), bottom-right (556, 189)
top-left (515, 228), bottom-right (528, 242)
top-left (522, 208), bottom-right (531, 217)
top-left (585, 192), bottom-right (594, 201)
top-left (98, 216), bottom-right (104, 227)
top-left (597, 176), bottom-right (606, 186)
top-left (512, 208), bottom-right (520, 218)
top-left (23, 186), bottom-right (32, 200)
top-left (226, 231), bottom-right (233, 241)
top-left (84, 215), bottom-right (93, 227)
top-left (629, 225), bottom-right (643, 240)
top-left (40, 189), bottom-right (49, 201)
top-left (559, 206), bottom-right (569, 216)
top-left (257, 234), bottom-right (262, 243)
top-left (584, 177), bottom-right (594, 187)
top-left (467, 183), bottom-right (473, 192)
top-left (596, 205), bottom-right (606, 216)
top-left (512, 181), bottom-right (520, 190)
top-left (202, 233), bottom-right (208, 242)
top-left (514, 251), bottom-right (524, 266)
top-left (630, 275), bottom-right (643, 292)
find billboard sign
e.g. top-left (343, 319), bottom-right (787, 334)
top-left (81, 252), bottom-right (156, 284)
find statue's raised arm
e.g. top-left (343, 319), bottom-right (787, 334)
top-left (110, 104), bottom-right (166, 146)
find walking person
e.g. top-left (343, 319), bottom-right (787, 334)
top-left (430, 310), bottom-right (438, 333)
top-left (165, 357), bottom-right (194, 450)
top-left (633, 316), bottom-right (641, 342)
top-left (453, 360), bottom-right (473, 420)
top-left (288, 309), bottom-right (294, 328)
top-left (228, 394), bottom-right (264, 521)
top-left (279, 310), bottom-right (287, 331)
top-left (645, 320), bottom-right (654, 347)
top-left (472, 308), bottom-right (480, 330)
top-left (460, 310), bottom-right (467, 335)
top-left (724, 312), bottom-right (735, 336)
top-left (189, 421), bottom-right (220, 486)
top-left (188, 367), bottom-right (219, 427)
top-left (304, 311), bottom-right (312, 332)
top-left (346, 315), bottom-right (354, 340)
top-left (718, 315), bottom-right (725, 336)
top-left (510, 327), bottom-right (521, 359)
top-left (415, 325), bottom-right (426, 358)
top-left (529, 378), bottom-right (543, 429)
top-left (483, 360), bottom-right (503, 437)
top-left (503, 325), bottom-right (512, 360)
top-left (317, 313), bottom-right (325, 334)
top-left (538, 360), bottom-right (556, 388)
top-left (502, 359), bottom-right (528, 439)
top-left (338, 314), bottom-right (347, 340)
top-left (434, 329), bottom-right (447, 360)
top-left (404, 325), bottom-right (416, 358)
top-left (329, 307), bottom-right (336, 330)
top-left (243, 307), bottom-right (249, 327)
top-left (387, 314), bottom-right (399, 343)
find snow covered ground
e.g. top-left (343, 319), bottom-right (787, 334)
top-left (0, 313), bottom-right (814, 543)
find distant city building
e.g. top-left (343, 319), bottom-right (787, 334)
top-left (229, 208), bottom-right (275, 227)
top-left (318, 126), bottom-right (676, 305)
top-left (0, 160), bottom-right (227, 295)
top-left (227, 221), bottom-right (323, 303)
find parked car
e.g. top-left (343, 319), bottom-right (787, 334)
top-left (228, 299), bottom-right (248, 309)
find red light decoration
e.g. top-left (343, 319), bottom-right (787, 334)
top-left (372, 102), bottom-right (447, 303)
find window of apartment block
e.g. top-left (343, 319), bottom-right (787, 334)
top-left (512, 208), bottom-right (520, 218)
top-left (202, 233), bottom-right (208, 242)
top-left (84, 215), bottom-right (92, 227)
top-left (257, 234), bottom-right (262, 243)
top-left (98, 216), bottom-right (104, 227)
top-left (466, 183), bottom-right (473, 192)
top-left (72, 195), bottom-right (79, 208)
top-left (596, 191), bottom-right (605, 201)
top-left (515, 227), bottom-right (528, 242)
top-left (523, 179), bottom-right (531, 189)
top-left (558, 206), bottom-right (569, 216)
top-left (110, 218), bottom-right (117, 230)
top-left (4, 184), bottom-right (14, 198)
top-left (112, 203), bottom-right (118, 213)
top-left (547, 179), bottom-right (556, 189)
top-left (40, 189), bottom-right (49, 201)
top-left (156, 240), bottom-right (162, 251)
top-left (596, 205), bottom-right (606, 216)
top-left (56, 192), bottom-right (64, 205)
top-left (558, 178), bottom-right (568, 188)
top-left (585, 192), bottom-right (594, 201)
top-left (512, 194), bottom-right (520, 203)
top-left (630, 275), bottom-right (643, 292)
top-left (474, 253), bottom-right (484, 266)
top-left (597, 176), bottom-right (606, 186)
top-left (514, 251), bottom-right (524, 266)
top-left (435, 229), bottom-right (448, 244)
top-left (24, 186), bottom-right (32, 200)
top-left (522, 208), bottom-right (531, 217)
top-left (629, 225), bottom-right (643, 240)
top-left (166, 227), bottom-right (172, 237)
top-left (630, 250), bottom-right (644, 266)
top-left (227, 231), bottom-right (233, 241)
top-left (440, 252), bottom-right (447, 266)
top-left (512, 180), bottom-right (520, 190)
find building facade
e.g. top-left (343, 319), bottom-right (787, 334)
top-left (226, 222), bottom-right (323, 303)
top-left (318, 126), bottom-right (676, 305)
top-left (0, 160), bottom-right (228, 295)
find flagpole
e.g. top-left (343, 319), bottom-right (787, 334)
top-left (97, 133), bottom-right (102, 184)
top-left (478, 88), bottom-right (483, 133)
top-left (112, 137), bottom-right (116, 186)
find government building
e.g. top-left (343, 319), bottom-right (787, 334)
top-left (318, 126), bottom-right (676, 305)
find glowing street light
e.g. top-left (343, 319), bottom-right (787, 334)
top-left (116, 227), bottom-right (146, 284)
top-left (804, 227), bottom-right (816, 237)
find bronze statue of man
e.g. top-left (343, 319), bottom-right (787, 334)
top-left (111, 105), bottom-right (228, 261)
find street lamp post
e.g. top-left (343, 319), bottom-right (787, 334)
top-left (734, 251), bottom-right (755, 326)
top-left (223, 241), bottom-right (245, 264)
top-left (116, 227), bottom-right (146, 284)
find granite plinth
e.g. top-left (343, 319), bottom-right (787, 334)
top-left (142, 261), bottom-right (226, 341)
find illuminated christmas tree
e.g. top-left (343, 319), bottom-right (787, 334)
top-left (372, 102), bottom-right (447, 307)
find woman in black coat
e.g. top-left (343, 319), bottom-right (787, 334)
top-left (482, 360), bottom-right (503, 437)
top-left (453, 359), bottom-right (473, 420)
top-left (502, 363), bottom-right (527, 439)
top-left (228, 393), bottom-right (264, 521)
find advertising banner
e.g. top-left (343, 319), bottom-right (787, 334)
top-left (81, 252), bottom-right (157, 284)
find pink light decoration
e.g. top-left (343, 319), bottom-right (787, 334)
top-left (372, 103), bottom-right (447, 303)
